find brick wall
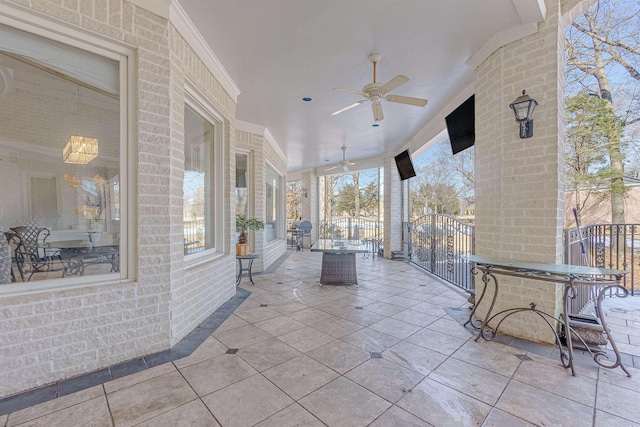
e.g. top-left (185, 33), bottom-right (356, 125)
top-left (383, 157), bottom-right (403, 257)
top-left (0, 0), bottom-right (238, 397)
top-left (473, 0), bottom-right (566, 343)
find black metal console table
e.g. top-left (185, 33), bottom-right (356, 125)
top-left (465, 255), bottom-right (630, 377)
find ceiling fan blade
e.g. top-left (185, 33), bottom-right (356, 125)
top-left (325, 165), bottom-right (338, 171)
top-left (342, 164), bottom-right (350, 172)
top-left (333, 87), bottom-right (368, 97)
top-left (380, 75), bottom-right (409, 94)
top-left (385, 94), bottom-right (428, 107)
top-left (372, 101), bottom-right (384, 122)
top-left (331, 100), bottom-right (367, 116)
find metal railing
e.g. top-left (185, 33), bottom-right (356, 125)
top-left (184, 218), bottom-right (205, 254)
top-left (403, 214), bottom-right (475, 293)
top-left (318, 217), bottom-right (382, 241)
top-left (565, 223), bottom-right (638, 313)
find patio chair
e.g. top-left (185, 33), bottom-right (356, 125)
top-left (9, 226), bottom-right (60, 281)
top-left (298, 221), bottom-right (312, 251)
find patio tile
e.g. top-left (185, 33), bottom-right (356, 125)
top-left (233, 306), bottom-right (282, 323)
top-left (598, 364), bottom-right (640, 393)
top-left (369, 406), bottom-right (432, 427)
top-left (341, 327), bottom-right (401, 352)
top-left (104, 363), bottom-right (176, 394)
top-left (482, 408), bottom-right (536, 426)
top-left (379, 295), bottom-right (421, 308)
top-left (237, 338), bottom-right (302, 372)
top-left (6, 385), bottom-right (103, 427)
top-left (597, 381), bottom-right (640, 424)
top-left (310, 317), bottom-right (363, 338)
top-left (202, 374), bottom-right (294, 427)
top-left (425, 317), bottom-right (475, 340)
top-left (405, 328), bottom-right (467, 356)
top-left (391, 309), bottom-right (440, 327)
top-left (338, 308), bottom-right (387, 326)
top-left (268, 300), bottom-right (309, 315)
top-left (363, 301), bottom-right (406, 316)
top-left (345, 358), bottom-right (424, 403)
top-left (213, 324), bottom-right (272, 349)
top-left (408, 301), bottom-right (449, 317)
top-left (288, 308), bottom-right (333, 325)
top-left (107, 370), bottom-right (198, 427)
top-left (369, 317), bottom-right (422, 340)
top-left (212, 314), bottom-right (250, 333)
top-left (383, 341), bottom-right (448, 375)
top-left (254, 315), bottom-right (306, 336)
top-left (7, 396), bottom-right (111, 427)
top-left (306, 339), bottom-right (371, 374)
top-left (299, 377), bottom-right (392, 427)
top-left (174, 336), bottom-right (228, 369)
top-left (428, 358), bottom-right (510, 405)
top-left (254, 403), bottom-right (324, 427)
top-left (263, 354), bottom-right (340, 400)
top-left (451, 340), bottom-right (522, 376)
top-left (496, 380), bottom-right (593, 427)
top-left (180, 354), bottom-right (257, 396)
top-left (396, 378), bottom-right (491, 426)
top-left (134, 399), bottom-right (220, 427)
top-left (594, 410), bottom-right (640, 427)
top-left (511, 359), bottom-right (597, 406)
top-left (277, 326), bottom-right (336, 352)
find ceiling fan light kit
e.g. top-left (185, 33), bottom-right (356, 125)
top-left (331, 53), bottom-right (428, 122)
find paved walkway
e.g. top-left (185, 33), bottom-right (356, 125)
top-left (1, 251), bottom-right (639, 426)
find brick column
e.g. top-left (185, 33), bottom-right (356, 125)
top-left (474, 0), bottom-right (565, 344)
top-left (383, 157), bottom-right (403, 259)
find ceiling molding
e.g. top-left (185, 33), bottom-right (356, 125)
top-left (128, 0), bottom-right (171, 19)
top-left (235, 120), bottom-right (265, 135)
top-left (264, 128), bottom-right (287, 166)
top-left (465, 22), bottom-right (540, 70)
top-left (170, 1), bottom-right (240, 103)
top-left (511, 0), bottom-right (546, 23)
top-left (236, 120), bottom-right (288, 166)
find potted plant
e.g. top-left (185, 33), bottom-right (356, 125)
top-left (236, 214), bottom-right (264, 255)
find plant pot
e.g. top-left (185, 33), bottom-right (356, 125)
top-left (236, 243), bottom-right (249, 256)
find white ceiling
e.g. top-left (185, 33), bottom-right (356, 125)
top-left (178, 0), bottom-right (546, 173)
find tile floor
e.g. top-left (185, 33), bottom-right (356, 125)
top-left (2, 250), bottom-right (640, 427)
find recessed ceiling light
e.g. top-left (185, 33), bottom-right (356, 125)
top-left (302, 97), bottom-right (312, 102)
top-left (372, 123), bottom-right (380, 127)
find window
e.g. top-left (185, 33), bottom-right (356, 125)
top-left (183, 94), bottom-right (223, 257)
top-left (0, 24), bottom-right (123, 284)
top-left (265, 165), bottom-right (283, 242)
top-left (235, 152), bottom-right (249, 218)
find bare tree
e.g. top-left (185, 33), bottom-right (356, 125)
top-left (566, 0), bottom-right (640, 224)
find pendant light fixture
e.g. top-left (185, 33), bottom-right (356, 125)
top-left (64, 84), bottom-right (98, 164)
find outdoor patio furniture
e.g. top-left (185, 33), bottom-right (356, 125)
top-left (298, 221), bottom-right (312, 251)
top-left (9, 226), bottom-right (61, 281)
top-left (466, 255), bottom-right (631, 377)
top-left (236, 253), bottom-right (259, 286)
top-left (310, 239), bottom-right (369, 286)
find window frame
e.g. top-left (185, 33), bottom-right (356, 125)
top-left (183, 84), bottom-right (225, 262)
top-left (265, 162), bottom-right (284, 244)
top-left (0, 12), bottom-right (133, 297)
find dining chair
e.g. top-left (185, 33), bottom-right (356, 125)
top-left (9, 226), bottom-right (60, 281)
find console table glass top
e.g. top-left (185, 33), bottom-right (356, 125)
top-left (467, 255), bottom-right (628, 278)
top-left (310, 239), bottom-right (368, 253)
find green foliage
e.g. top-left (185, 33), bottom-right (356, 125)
top-left (566, 93), bottom-right (625, 193)
top-left (236, 215), bottom-right (265, 233)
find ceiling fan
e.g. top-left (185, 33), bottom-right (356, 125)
top-left (325, 145), bottom-right (356, 172)
top-left (331, 53), bottom-right (428, 122)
